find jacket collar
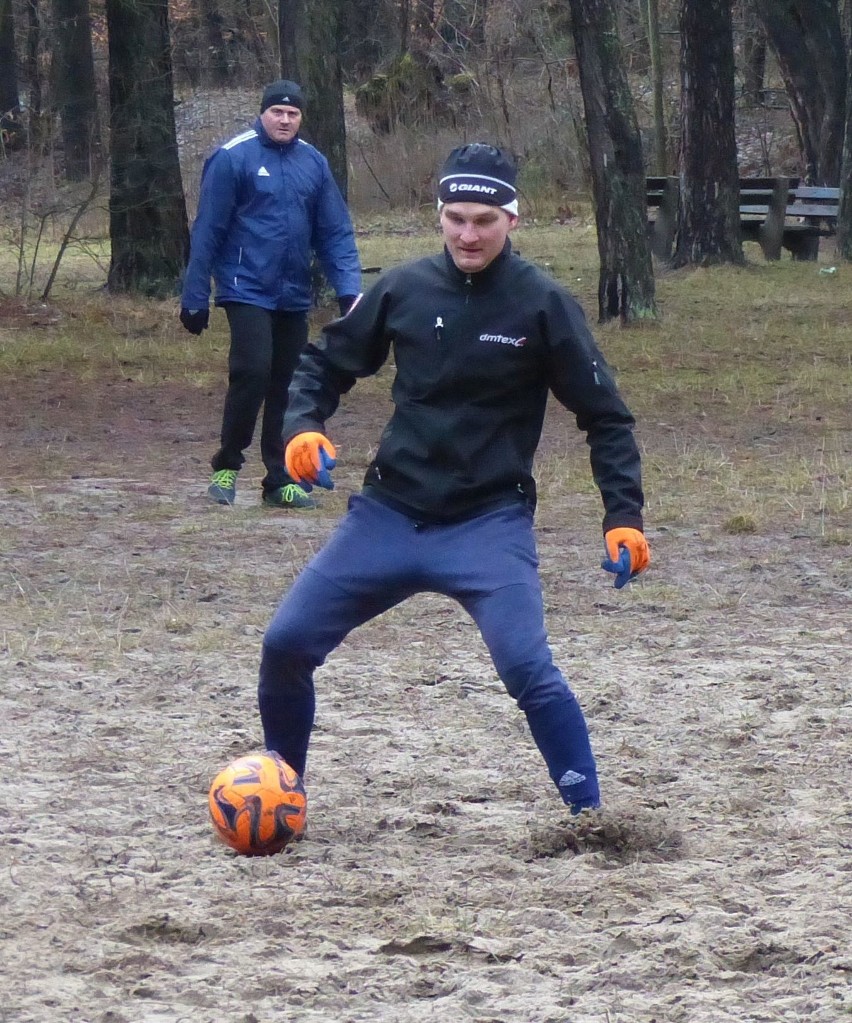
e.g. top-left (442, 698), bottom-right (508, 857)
top-left (442, 238), bottom-right (513, 288)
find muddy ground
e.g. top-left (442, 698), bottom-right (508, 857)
top-left (1, 348), bottom-right (850, 1023)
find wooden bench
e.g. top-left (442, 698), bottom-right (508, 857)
top-left (646, 176), bottom-right (839, 261)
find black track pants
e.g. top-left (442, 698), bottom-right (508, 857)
top-left (211, 303), bottom-right (308, 493)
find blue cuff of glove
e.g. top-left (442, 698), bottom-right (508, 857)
top-left (314, 447), bottom-right (336, 490)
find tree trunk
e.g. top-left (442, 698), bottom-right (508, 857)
top-left (0, 0), bottom-right (23, 150)
top-left (644, 0), bottom-right (667, 174)
top-left (24, 0), bottom-right (47, 149)
top-left (201, 0), bottom-right (231, 87)
top-left (279, 0), bottom-right (348, 199)
top-left (51, 0), bottom-right (100, 181)
top-left (837, 0), bottom-right (852, 258)
top-left (741, 3), bottom-right (767, 109)
top-left (672, 0), bottom-right (744, 267)
top-left (754, 0), bottom-right (845, 185)
top-left (105, 0), bottom-right (189, 296)
top-left (568, 0), bottom-right (657, 323)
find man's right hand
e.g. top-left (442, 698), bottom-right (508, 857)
top-left (285, 432), bottom-right (337, 490)
top-left (179, 308), bottom-right (209, 335)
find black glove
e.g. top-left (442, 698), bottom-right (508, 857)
top-left (337, 295), bottom-right (357, 317)
top-left (180, 307), bottom-right (209, 335)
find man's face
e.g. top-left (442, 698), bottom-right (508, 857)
top-left (440, 203), bottom-right (517, 273)
top-left (260, 104), bottom-right (302, 143)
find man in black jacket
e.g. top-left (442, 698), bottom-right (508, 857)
top-left (258, 143), bottom-right (650, 815)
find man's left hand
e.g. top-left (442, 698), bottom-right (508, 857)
top-left (602, 527), bottom-right (650, 589)
top-left (337, 295), bottom-right (357, 317)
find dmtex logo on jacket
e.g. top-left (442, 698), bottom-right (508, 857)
top-left (480, 332), bottom-right (527, 348)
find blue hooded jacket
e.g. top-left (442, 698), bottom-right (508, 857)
top-left (181, 118), bottom-right (361, 312)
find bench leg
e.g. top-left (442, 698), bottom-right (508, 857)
top-left (759, 227), bottom-right (782, 260)
top-left (649, 215), bottom-right (675, 261)
top-left (786, 234), bottom-right (820, 261)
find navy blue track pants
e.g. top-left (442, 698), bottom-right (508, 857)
top-left (259, 495), bottom-right (600, 811)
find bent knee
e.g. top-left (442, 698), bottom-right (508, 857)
top-left (500, 658), bottom-right (571, 710)
top-left (262, 606), bottom-right (328, 671)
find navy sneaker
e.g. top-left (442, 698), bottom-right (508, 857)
top-left (208, 469), bottom-right (237, 505)
top-left (262, 483), bottom-right (318, 510)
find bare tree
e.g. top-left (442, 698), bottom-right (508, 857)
top-left (200, 0), bottom-right (232, 86)
top-left (672, 0), bottom-right (743, 267)
top-left (0, 0), bottom-right (23, 150)
top-left (568, 0), bottom-right (657, 323)
top-left (279, 0), bottom-right (348, 198)
top-left (105, 0), bottom-right (189, 295)
top-left (753, 0), bottom-right (845, 185)
top-left (739, 0), bottom-right (767, 107)
top-left (22, 0), bottom-right (47, 148)
top-left (837, 0), bottom-right (852, 258)
top-left (644, 0), bottom-right (668, 174)
top-left (51, 0), bottom-right (100, 181)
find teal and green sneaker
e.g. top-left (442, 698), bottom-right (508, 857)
top-left (262, 483), bottom-right (318, 510)
top-left (208, 469), bottom-right (237, 505)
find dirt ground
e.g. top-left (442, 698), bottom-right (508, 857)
top-left (1, 354), bottom-right (850, 1023)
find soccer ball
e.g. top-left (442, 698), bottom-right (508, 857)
top-left (208, 751), bottom-right (307, 856)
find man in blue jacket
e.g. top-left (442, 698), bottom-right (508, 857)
top-left (257, 143), bottom-right (650, 817)
top-left (180, 79), bottom-right (362, 509)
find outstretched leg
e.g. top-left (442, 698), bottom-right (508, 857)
top-left (446, 506), bottom-right (600, 812)
top-left (463, 582), bottom-right (600, 813)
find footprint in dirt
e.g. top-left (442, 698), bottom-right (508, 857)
top-left (525, 806), bottom-right (684, 865)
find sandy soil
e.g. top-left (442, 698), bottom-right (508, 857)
top-left (1, 363), bottom-right (850, 1023)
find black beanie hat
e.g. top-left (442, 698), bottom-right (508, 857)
top-left (260, 79), bottom-right (305, 114)
top-left (438, 143), bottom-right (518, 212)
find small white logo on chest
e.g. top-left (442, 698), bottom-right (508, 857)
top-left (258, 166), bottom-right (270, 177)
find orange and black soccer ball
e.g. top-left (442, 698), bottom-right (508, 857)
top-left (208, 751), bottom-right (307, 856)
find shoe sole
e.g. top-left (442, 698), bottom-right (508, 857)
top-left (261, 500), bottom-right (317, 510)
top-left (208, 488), bottom-right (235, 506)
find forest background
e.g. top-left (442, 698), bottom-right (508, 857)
top-left (2, 0), bottom-right (852, 313)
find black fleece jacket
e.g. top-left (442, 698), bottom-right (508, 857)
top-left (283, 241), bottom-right (644, 532)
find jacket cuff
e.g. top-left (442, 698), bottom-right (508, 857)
top-left (602, 514), bottom-right (644, 535)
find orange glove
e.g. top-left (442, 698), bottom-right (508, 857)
top-left (285, 432), bottom-right (337, 490)
top-left (602, 527), bottom-right (650, 588)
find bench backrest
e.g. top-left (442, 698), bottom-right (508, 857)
top-left (645, 176), bottom-right (804, 200)
top-left (645, 176), bottom-right (677, 209)
top-left (787, 185), bottom-right (840, 219)
top-left (793, 185), bottom-right (840, 202)
top-left (646, 177), bottom-right (838, 215)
